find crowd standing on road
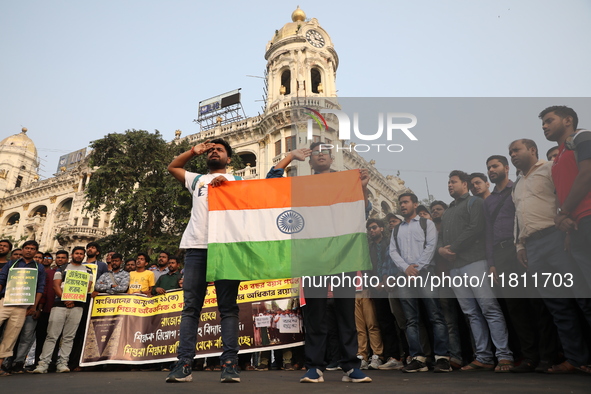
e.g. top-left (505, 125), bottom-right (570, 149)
top-left (0, 105), bottom-right (590, 382)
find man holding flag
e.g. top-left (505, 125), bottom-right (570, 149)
top-left (267, 142), bottom-right (373, 383)
top-left (166, 139), bottom-right (242, 384)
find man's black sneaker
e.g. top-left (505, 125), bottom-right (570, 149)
top-left (166, 359), bottom-right (193, 382)
top-left (220, 360), bottom-right (240, 383)
top-left (11, 362), bottom-right (25, 374)
top-left (433, 358), bottom-right (452, 373)
top-left (402, 358), bottom-right (429, 373)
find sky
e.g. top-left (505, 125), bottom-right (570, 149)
top-left (1, 0), bottom-right (591, 202)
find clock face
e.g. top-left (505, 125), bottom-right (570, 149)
top-left (306, 29), bottom-right (325, 48)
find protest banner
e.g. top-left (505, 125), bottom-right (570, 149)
top-left (254, 315), bottom-right (272, 328)
top-left (61, 270), bottom-right (90, 302)
top-left (80, 278), bottom-right (303, 366)
top-left (3, 268), bottom-right (38, 306)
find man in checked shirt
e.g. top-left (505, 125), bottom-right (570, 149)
top-left (95, 253), bottom-right (130, 295)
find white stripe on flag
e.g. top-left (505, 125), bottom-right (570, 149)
top-left (209, 200), bottom-right (366, 244)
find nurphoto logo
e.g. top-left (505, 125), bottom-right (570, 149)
top-left (302, 107), bottom-right (418, 153)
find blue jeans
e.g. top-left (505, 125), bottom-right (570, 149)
top-left (14, 315), bottom-right (37, 363)
top-left (526, 230), bottom-right (591, 367)
top-left (450, 260), bottom-right (512, 364)
top-left (177, 248), bottom-right (240, 364)
top-left (397, 268), bottom-right (449, 358)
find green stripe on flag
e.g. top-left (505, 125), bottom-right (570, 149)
top-left (206, 233), bottom-right (371, 282)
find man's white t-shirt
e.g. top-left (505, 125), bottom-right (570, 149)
top-left (179, 172), bottom-right (240, 249)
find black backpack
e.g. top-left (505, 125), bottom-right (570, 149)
top-left (392, 217), bottom-right (428, 254)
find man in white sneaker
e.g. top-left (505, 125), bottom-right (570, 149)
top-left (33, 246), bottom-right (92, 374)
top-left (267, 143), bottom-right (372, 383)
top-left (356, 219), bottom-right (387, 370)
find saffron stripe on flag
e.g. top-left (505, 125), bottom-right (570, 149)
top-left (208, 170), bottom-right (364, 211)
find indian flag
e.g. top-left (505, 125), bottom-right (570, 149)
top-left (206, 170), bottom-right (372, 281)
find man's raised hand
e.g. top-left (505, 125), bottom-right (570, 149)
top-left (359, 168), bottom-right (370, 188)
top-left (192, 140), bottom-right (215, 156)
top-left (290, 148), bottom-right (312, 161)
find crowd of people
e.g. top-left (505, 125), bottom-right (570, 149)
top-left (0, 105), bottom-right (589, 384)
top-left (349, 105), bottom-right (591, 378)
top-left (0, 240), bottom-right (182, 375)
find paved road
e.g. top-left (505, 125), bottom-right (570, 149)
top-left (3, 368), bottom-right (590, 393)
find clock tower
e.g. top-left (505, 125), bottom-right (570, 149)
top-left (264, 6), bottom-right (338, 106)
top-left (261, 7), bottom-right (342, 175)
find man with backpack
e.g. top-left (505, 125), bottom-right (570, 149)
top-left (389, 193), bottom-right (451, 373)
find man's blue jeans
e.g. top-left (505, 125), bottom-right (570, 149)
top-left (397, 267), bottom-right (450, 358)
top-left (450, 259), bottom-right (513, 365)
top-left (177, 248), bottom-right (240, 364)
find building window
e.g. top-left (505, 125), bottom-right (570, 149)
top-left (82, 217), bottom-right (89, 226)
top-left (286, 167), bottom-right (298, 177)
top-left (313, 135), bottom-right (321, 143)
top-left (59, 198), bottom-right (73, 213)
top-left (31, 206), bottom-right (47, 217)
top-left (80, 174), bottom-right (87, 191)
top-left (281, 70), bottom-right (291, 95)
top-left (73, 218), bottom-right (78, 226)
top-left (93, 218), bottom-right (100, 228)
top-left (311, 68), bottom-right (322, 93)
top-left (15, 175), bottom-right (23, 188)
top-left (275, 140), bottom-right (282, 156)
top-left (7, 213), bottom-right (20, 226)
top-left (286, 136), bottom-right (296, 152)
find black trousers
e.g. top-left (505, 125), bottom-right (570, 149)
top-left (494, 244), bottom-right (559, 363)
top-left (374, 296), bottom-right (401, 360)
top-left (302, 274), bottom-right (359, 371)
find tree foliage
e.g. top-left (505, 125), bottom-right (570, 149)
top-left (83, 129), bottom-right (243, 259)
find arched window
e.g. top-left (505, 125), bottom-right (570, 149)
top-left (311, 68), bottom-right (322, 93)
top-left (237, 152), bottom-right (257, 168)
top-left (281, 69), bottom-right (291, 95)
top-left (58, 198), bottom-right (73, 213)
top-left (381, 201), bottom-right (391, 214)
top-left (30, 205), bottom-right (48, 217)
top-left (7, 212), bottom-right (20, 225)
